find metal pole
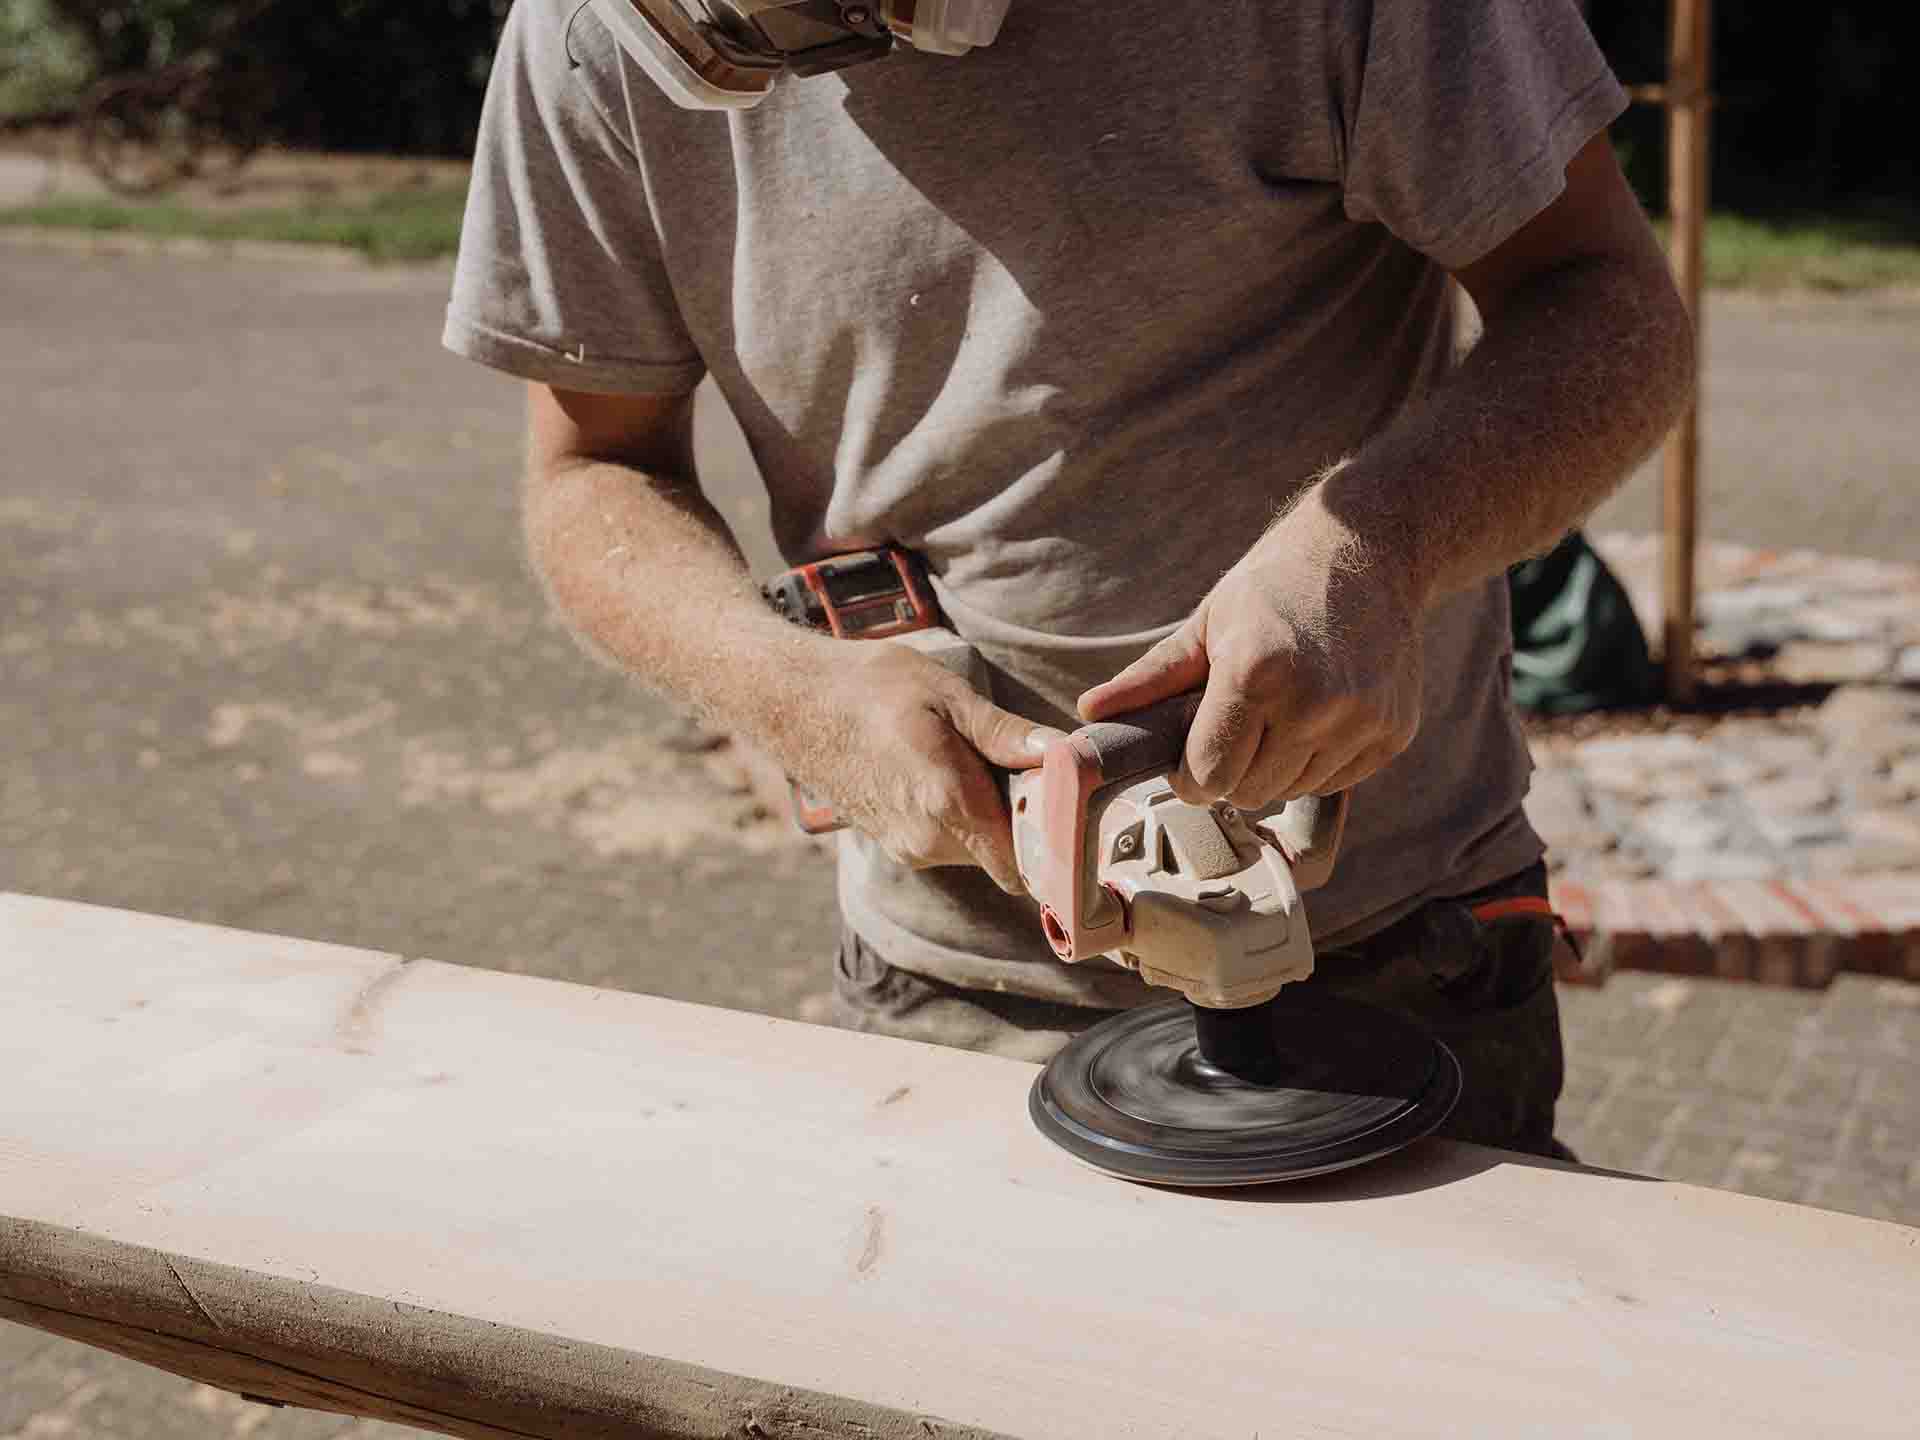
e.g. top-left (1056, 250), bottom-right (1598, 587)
top-left (1661, 0), bottom-right (1711, 703)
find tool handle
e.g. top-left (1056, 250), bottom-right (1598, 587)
top-left (1074, 693), bottom-right (1204, 783)
top-left (1077, 692), bottom-right (1349, 889)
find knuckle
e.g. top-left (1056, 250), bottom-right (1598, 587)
top-left (889, 817), bottom-right (944, 864)
top-left (1218, 649), bottom-right (1280, 698)
top-left (1230, 775), bottom-right (1279, 811)
top-left (1169, 768), bottom-right (1208, 805)
top-left (916, 772), bottom-right (969, 825)
top-left (1186, 743), bottom-right (1232, 792)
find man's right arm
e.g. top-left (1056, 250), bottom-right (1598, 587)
top-left (519, 383), bottom-right (1060, 891)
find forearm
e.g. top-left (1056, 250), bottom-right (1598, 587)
top-left (523, 445), bottom-right (1055, 890)
top-left (1296, 252), bottom-right (1694, 610)
top-left (521, 454), bottom-right (838, 748)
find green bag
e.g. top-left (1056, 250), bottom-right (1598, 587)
top-left (1507, 531), bottom-right (1658, 714)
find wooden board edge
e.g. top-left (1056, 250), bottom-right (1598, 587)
top-left (0, 1294), bottom-right (531, 1440)
top-left (0, 1217), bottom-right (1009, 1440)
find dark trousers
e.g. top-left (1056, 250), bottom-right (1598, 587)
top-left (835, 863), bottom-right (1573, 1160)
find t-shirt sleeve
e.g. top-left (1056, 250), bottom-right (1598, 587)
top-left (443, 0), bottom-right (706, 395)
top-left (1329, 0), bottom-right (1630, 270)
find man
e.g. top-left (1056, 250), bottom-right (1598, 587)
top-left (445, 0), bottom-right (1692, 1157)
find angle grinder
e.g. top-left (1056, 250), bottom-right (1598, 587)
top-left (1009, 696), bottom-right (1462, 1187)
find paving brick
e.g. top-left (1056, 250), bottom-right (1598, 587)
top-left (1710, 731), bottom-right (1824, 787)
top-left (1588, 1090), bottom-right (1686, 1144)
top-left (1709, 1033), bottom-right (1800, 1102)
top-left (1842, 874), bottom-right (1920, 930)
top-left (1774, 640), bottom-right (1897, 685)
top-left (1663, 848), bottom-right (1783, 885)
top-left (1814, 685), bottom-right (1920, 747)
top-left (0, 1341), bottom-right (102, 1433)
top-left (1673, 1094), bottom-right (1850, 1149)
top-left (1721, 1149), bottom-right (1826, 1205)
top-left (1669, 885), bottom-right (1758, 981)
top-left (1797, 881), bottom-right (1901, 976)
top-left (1553, 1125), bottom-right (1661, 1177)
top-left (1624, 883), bottom-right (1718, 975)
top-left (1711, 879), bottom-right (1820, 988)
top-left (1806, 831), bottom-right (1920, 875)
top-left (1771, 1061), bottom-right (1866, 1115)
top-left (0, 1320), bottom-right (53, 1374)
top-left (1722, 979), bottom-right (1818, 1035)
top-left (51, 1362), bottom-right (317, 1440)
top-left (1742, 774), bottom-right (1839, 819)
top-left (1557, 1056), bottom-right (1614, 1107)
top-left (1586, 881), bottom-right (1654, 974)
top-left (0, 1335), bottom-right (426, 1440)
top-left (1808, 1172), bottom-right (1920, 1226)
top-left (1651, 1129), bottom-right (1744, 1188)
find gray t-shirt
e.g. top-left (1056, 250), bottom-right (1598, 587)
top-left (446, 0), bottom-right (1627, 1007)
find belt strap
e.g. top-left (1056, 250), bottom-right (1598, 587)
top-left (1468, 894), bottom-right (1558, 924)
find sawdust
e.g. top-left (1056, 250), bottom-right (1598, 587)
top-left (0, 495), bottom-right (79, 532)
top-left (207, 700), bottom-right (397, 751)
top-left (53, 580), bottom-right (517, 661)
top-left (202, 580), bottom-right (509, 653)
top-left (200, 699), bottom-right (807, 856)
top-left (398, 734), bottom-right (804, 859)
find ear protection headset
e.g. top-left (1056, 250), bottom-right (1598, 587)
top-left (588, 0), bottom-right (1011, 109)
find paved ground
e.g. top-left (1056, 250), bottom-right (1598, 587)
top-left (2, 242), bottom-right (1918, 1436)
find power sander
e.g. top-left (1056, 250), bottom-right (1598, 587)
top-left (763, 547), bottom-right (1460, 1188)
top-left (1009, 696), bottom-right (1462, 1187)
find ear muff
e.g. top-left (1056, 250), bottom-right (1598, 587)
top-left (895, 0), bottom-right (1012, 56)
top-left (594, 0), bottom-right (1013, 111)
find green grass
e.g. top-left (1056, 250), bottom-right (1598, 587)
top-left (1659, 213), bottom-right (1920, 292)
top-left (6, 181), bottom-right (1920, 289)
top-left (0, 184), bottom-right (469, 262)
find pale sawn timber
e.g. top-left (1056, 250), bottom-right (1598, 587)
top-left (1, 891), bottom-right (1915, 1439)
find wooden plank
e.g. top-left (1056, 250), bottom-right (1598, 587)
top-left (2, 892), bottom-right (1918, 1440)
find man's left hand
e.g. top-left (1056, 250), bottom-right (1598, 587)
top-left (1076, 498), bottom-right (1423, 810)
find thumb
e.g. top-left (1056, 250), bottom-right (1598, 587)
top-left (1078, 618), bottom-right (1209, 723)
top-left (943, 687), bottom-right (1069, 772)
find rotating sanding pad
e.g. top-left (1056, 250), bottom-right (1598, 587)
top-left (1030, 992), bottom-right (1462, 1187)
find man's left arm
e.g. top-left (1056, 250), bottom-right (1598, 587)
top-left (1320, 133), bottom-right (1694, 600)
top-left (1079, 135), bottom-right (1693, 807)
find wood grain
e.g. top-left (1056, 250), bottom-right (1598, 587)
top-left (2, 892), bottom-right (1917, 1439)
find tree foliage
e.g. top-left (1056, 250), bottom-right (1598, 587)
top-left (1590, 2), bottom-right (1920, 218)
top-left (10, 1), bottom-right (1920, 216)
top-left (30, 0), bottom-right (511, 154)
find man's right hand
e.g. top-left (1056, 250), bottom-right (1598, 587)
top-left (520, 385), bottom-right (1063, 892)
top-left (788, 643), bottom-right (1065, 895)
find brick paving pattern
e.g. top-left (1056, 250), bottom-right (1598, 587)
top-left (1558, 972), bottom-right (1920, 1223)
top-left (1532, 534), bottom-right (1920, 986)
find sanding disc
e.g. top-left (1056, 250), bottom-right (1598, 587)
top-left (1030, 992), bottom-right (1462, 1187)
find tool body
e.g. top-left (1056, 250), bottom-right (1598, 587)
top-left (1011, 701), bottom-right (1461, 1187)
top-left (760, 548), bottom-right (1459, 1185)
top-left (1008, 694), bottom-right (1344, 1010)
